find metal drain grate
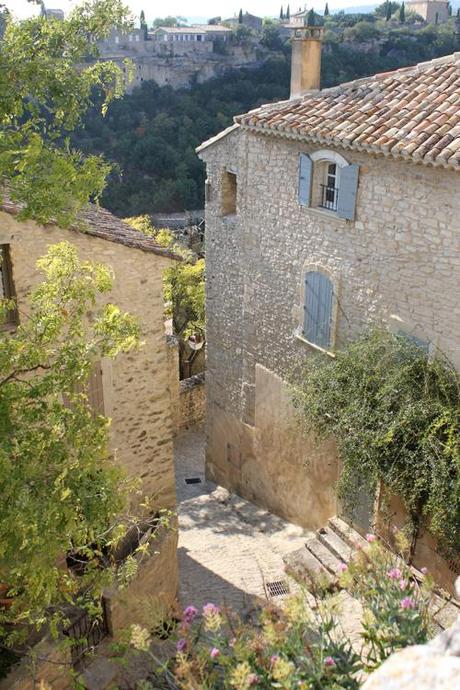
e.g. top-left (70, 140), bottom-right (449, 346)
top-left (266, 580), bottom-right (290, 598)
top-left (185, 477), bottom-right (202, 485)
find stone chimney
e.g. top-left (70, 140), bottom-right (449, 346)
top-left (290, 18), bottom-right (324, 99)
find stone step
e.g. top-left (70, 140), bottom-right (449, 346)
top-left (306, 537), bottom-right (343, 575)
top-left (317, 525), bottom-right (353, 564)
top-left (328, 516), bottom-right (368, 550)
top-left (79, 657), bottom-right (119, 690)
top-left (283, 546), bottom-right (334, 590)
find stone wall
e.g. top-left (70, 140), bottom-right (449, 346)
top-left (0, 212), bottom-right (180, 685)
top-left (0, 639), bottom-right (72, 690)
top-left (178, 372), bottom-right (206, 432)
top-left (199, 126), bottom-right (460, 531)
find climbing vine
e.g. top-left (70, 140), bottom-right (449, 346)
top-left (291, 329), bottom-right (460, 560)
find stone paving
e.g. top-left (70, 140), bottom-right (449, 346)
top-left (174, 427), bottom-right (313, 613)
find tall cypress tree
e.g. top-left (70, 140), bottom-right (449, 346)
top-left (399, 2), bottom-right (405, 22)
top-left (238, 8), bottom-right (243, 23)
top-left (307, 8), bottom-right (315, 25)
top-left (280, 5), bottom-right (284, 19)
top-left (286, 4), bottom-right (290, 20)
top-left (324, 2), bottom-right (329, 16)
top-left (385, 1), bottom-right (392, 20)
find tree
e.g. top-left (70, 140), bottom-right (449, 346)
top-left (0, 242), bottom-right (140, 643)
top-left (280, 5), bottom-right (284, 20)
top-left (399, 2), bottom-right (406, 22)
top-left (386, 1), bottom-right (393, 20)
top-left (324, 2), bottom-right (330, 16)
top-left (0, 0), bottom-right (132, 229)
top-left (307, 8), bottom-right (316, 25)
top-left (238, 8), bottom-right (243, 24)
top-left (286, 4), bottom-right (290, 20)
top-left (139, 8), bottom-right (148, 39)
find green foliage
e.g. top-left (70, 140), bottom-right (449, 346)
top-left (0, 0), bottom-right (132, 227)
top-left (132, 536), bottom-right (434, 688)
top-left (73, 20), bottom-right (455, 218)
top-left (292, 329), bottom-right (460, 560)
top-left (238, 8), bottom-right (243, 24)
top-left (0, 242), bottom-right (140, 644)
top-left (399, 2), bottom-right (406, 23)
top-left (152, 16), bottom-right (187, 28)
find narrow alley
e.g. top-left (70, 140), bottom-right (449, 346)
top-left (174, 428), bottom-right (311, 613)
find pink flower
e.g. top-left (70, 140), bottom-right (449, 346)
top-left (421, 567), bottom-right (428, 575)
top-left (366, 534), bottom-right (377, 543)
top-left (203, 602), bottom-right (220, 617)
top-left (176, 638), bottom-right (187, 653)
top-left (400, 596), bottom-right (416, 610)
top-left (324, 656), bottom-right (336, 667)
top-left (337, 562), bottom-right (348, 573)
top-left (248, 673), bottom-right (259, 685)
top-left (270, 655), bottom-right (279, 665)
top-left (183, 605), bottom-right (198, 623)
top-left (387, 567), bottom-right (402, 580)
top-left (399, 579), bottom-right (408, 590)
top-left (210, 647), bottom-right (220, 659)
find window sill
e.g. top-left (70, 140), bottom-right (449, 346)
top-left (302, 206), bottom-right (348, 224)
top-left (295, 331), bottom-right (336, 358)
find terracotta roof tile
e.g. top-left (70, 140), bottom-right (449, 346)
top-left (1, 200), bottom-right (181, 262)
top-left (235, 53), bottom-right (460, 171)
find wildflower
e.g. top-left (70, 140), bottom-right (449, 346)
top-left (270, 654), bottom-right (280, 665)
top-left (399, 578), bottom-right (408, 590)
top-left (400, 596), bottom-right (416, 610)
top-left (130, 624), bottom-right (151, 652)
top-left (203, 602), bottom-right (220, 616)
top-left (202, 602), bottom-right (222, 632)
top-left (366, 534), bottom-right (377, 543)
top-left (176, 638), bottom-right (187, 653)
top-left (421, 566), bottom-right (428, 575)
top-left (229, 637), bottom-right (236, 647)
top-left (248, 673), bottom-right (259, 686)
top-left (183, 605), bottom-right (198, 623)
top-left (387, 567), bottom-right (402, 580)
top-left (324, 656), bottom-right (336, 667)
top-left (337, 562), bottom-right (347, 573)
top-left (272, 657), bottom-right (295, 681)
top-left (210, 647), bottom-right (220, 659)
top-left (230, 661), bottom-right (252, 689)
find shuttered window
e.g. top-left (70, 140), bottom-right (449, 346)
top-left (298, 153), bottom-right (313, 206)
top-left (303, 271), bottom-right (334, 349)
top-left (298, 152), bottom-right (360, 220)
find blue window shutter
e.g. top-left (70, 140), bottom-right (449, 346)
top-left (337, 164), bottom-right (359, 220)
top-left (303, 271), bottom-right (333, 348)
top-left (298, 154), bottom-right (313, 206)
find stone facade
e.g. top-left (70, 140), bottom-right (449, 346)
top-left (406, 0), bottom-right (450, 22)
top-left (198, 125), bottom-right (460, 534)
top-left (167, 337), bottom-right (206, 433)
top-left (0, 209), bottom-right (180, 683)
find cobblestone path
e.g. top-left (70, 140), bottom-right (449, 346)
top-left (174, 427), bottom-right (312, 613)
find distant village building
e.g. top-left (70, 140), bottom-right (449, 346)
top-left (40, 6), bottom-right (64, 20)
top-left (406, 0), bottom-right (450, 22)
top-left (224, 12), bottom-right (263, 30)
top-left (0, 201), bottom-right (180, 649)
top-left (152, 24), bottom-right (232, 43)
top-left (198, 24), bottom-right (460, 587)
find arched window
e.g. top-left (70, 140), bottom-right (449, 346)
top-left (303, 270), bottom-right (335, 349)
top-left (298, 150), bottom-right (360, 221)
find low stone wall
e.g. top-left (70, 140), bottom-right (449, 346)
top-left (105, 524), bottom-right (179, 635)
top-left (0, 638), bottom-right (72, 690)
top-left (178, 373), bottom-right (206, 432)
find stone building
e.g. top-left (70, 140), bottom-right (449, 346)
top-left (406, 0), bottom-right (450, 23)
top-left (0, 202), bottom-right (180, 684)
top-left (198, 31), bottom-right (460, 580)
top-left (224, 12), bottom-right (264, 31)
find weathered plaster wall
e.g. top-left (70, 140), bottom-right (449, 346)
top-left (0, 211), bottom-right (177, 514)
top-left (200, 127), bottom-right (460, 530)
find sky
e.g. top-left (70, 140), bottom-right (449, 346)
top-left (9, 0), bottom-right (376, 22)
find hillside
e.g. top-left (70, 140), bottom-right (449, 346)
top-left (74, 16), bottom-right (459, 217)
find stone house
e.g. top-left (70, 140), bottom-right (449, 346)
top-left (406, 0), bottom-right (450, 23)
top-left (0, 202), bottom-right (181, 682)
top-left (197, 32), bottom-right (460, 584)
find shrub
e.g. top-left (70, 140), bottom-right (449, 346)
top-left (130, 535), bottom-right (434, 688)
